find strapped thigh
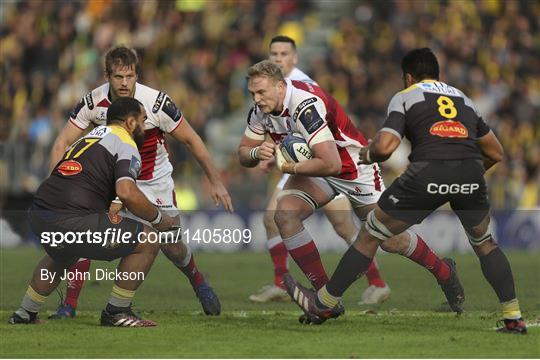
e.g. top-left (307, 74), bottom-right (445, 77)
top-left (277, 190), bottom-right (319, 211)
top-left (365, 209), bottom-right (394, 241)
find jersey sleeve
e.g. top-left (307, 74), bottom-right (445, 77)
top-left (244, 106), bottom-right (266, 140)
top-left (69, 93), bottom-right (95, 130)
top-left (381, 92), bottom-right (405, 139)
top-left (114, 143), bottom-right (141, 183)
top-left (476, 117), bottom-right (491, 138)
top-left (153, 92), bottom-right (184, 133)
top-left (293, 97), bottom-right (334, 146)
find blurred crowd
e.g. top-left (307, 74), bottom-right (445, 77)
top-left (1, 0), bottom-right (538, 211)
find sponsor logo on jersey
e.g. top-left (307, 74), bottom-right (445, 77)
top-left (70, 98), bottom-right (85, 119)
top-left (153, 92), bottom-right (165, 113)
top-left (85, 93), bottom-right (94, 110)
top-left (347, 186), bottom-right (373, 197)
top-left (427, 183), bottom-right (480, 194)
top-left (129, 156), bottom-right (141, 178)
top-left (107, 212), bottom-right (124, 225)
top-left (88, 126), bottom-right (110, 138)
top-left (298, 105), bottom-right (324, 134)
top-left (97, 110), bottom-right (107, 122)
top-left (57, 160), bottom-right (83, 176)
top-left (429, 120), bottom-right (468, 138)
top-left (292, 97), bottom-right (317, 122)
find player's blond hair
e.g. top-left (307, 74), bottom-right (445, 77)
top-left (247, 60), bottom-right (285, 83)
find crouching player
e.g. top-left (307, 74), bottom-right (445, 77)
top-left (9, 98), bottom-right (174, 327)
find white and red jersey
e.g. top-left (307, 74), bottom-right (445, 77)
top-left (244, 79), bottom-right (381, 186)
top-left (287, 67), bottom-right (317, 85)
top-left (69, 82), bottom-right (184, 186)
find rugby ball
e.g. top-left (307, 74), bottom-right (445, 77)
top-left (280, 133), bottom-right (313, 162)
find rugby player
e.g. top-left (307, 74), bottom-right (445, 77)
top-left (47, 46), bottom-right (231, 318)
top-left (9, 97), bottom-right (173, 327)
top-left (238, 60), bottom-right (464, 320)
top-left (249, 35), bottom-right (390, 305)
top-left (285, 48), bottom-right (527, 334)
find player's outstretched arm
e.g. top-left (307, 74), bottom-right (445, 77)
top-left (116, 179), bottom-right (174, 231)
top-left (48, 121), bottom-right (85, 173)
top-left (170, 120), bottom-right (233, 212)
top-left (359, 131), bottom-right (401, 165)
top-left (476, 130), bottom-right (504, 171)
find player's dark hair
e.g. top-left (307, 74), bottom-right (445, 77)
top-left (107, 97), bottom-right (143, 125)
top-left (105, 46), bottom-right (140, 75)
top-left (270, 35), bottom-right (296, 50)
top-left (401, 48), bottom-right (439, 80)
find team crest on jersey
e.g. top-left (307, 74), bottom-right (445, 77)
top-left (298, 105), bottom-right (324, 134)
top-left (70, 98), bottom-right (85, 119)
top-left (162, 97), bottom-right (182, 122)
top-left (429, 120), bottom-right (468, 138)
top-left (129, 156), bottom-right (141, 178)
top-left (57, 160), bottom-right (83, 176)
top-left (85, 93), bottom-right (94, 110)
top-left (97, 110), bottom-right (107, 122)
top-left (153, 92), bottom-right (165, 113)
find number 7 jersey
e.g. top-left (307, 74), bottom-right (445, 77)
top-left (34, 125), bottom-right (141, 211)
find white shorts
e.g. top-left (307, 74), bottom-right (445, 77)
top-left (309, 175), bottom-right (385, 208)
top-left (120, 177), bottom-right (180, 223)
top-left (276, 173), bottom-right (291, 190)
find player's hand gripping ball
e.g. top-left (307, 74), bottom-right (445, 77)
top-left (279, 133), bottom-right (313, 163)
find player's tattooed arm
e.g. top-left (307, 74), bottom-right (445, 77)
top-left (238, 135), bottom-right (275, 168)
top-left (359, 131), bottom-right (401, 165)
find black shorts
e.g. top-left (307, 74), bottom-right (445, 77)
top-left (28, 203), bottom-right (144, 262)
top-left (378, 159), bottom-right (489, 228)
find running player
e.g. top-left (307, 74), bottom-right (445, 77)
top-left (10, 97), bottom-right (174, 327)
top-left (238, 60), bottom-right (464, 321)
top-left (285, 48), bottom-right (527, 334)
top-left (48, 46), bottom-right (231, 318)
top-left (249, 35), bottom-right (390, 305)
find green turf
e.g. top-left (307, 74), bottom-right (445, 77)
top-left (0, 247), bottom-right (538, 358)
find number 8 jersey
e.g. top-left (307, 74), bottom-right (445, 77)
top-left (381, 80), bottom-right (491, 162)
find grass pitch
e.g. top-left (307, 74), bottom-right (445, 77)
top-left (0, 247), bottom-right (538, 358)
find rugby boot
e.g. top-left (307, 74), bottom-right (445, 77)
top-left (283, 273), bottom-right (344, 325)
top-left (249, 284), bottom-right (291, 303)
top-left (358, 284), bottom-right (391, 305)
top-left (8, 310), bottom-right (43, 324)
top-left (495, 318), bottom-right (527, 334)
top-left (439, 258), bottom-right (465, 314)
top-left (195, 282), bottom-right (221, 315)
top-left (48, 303), bottom-right (76, 319)
top-left (100, 308), bottom-right (156, 327)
